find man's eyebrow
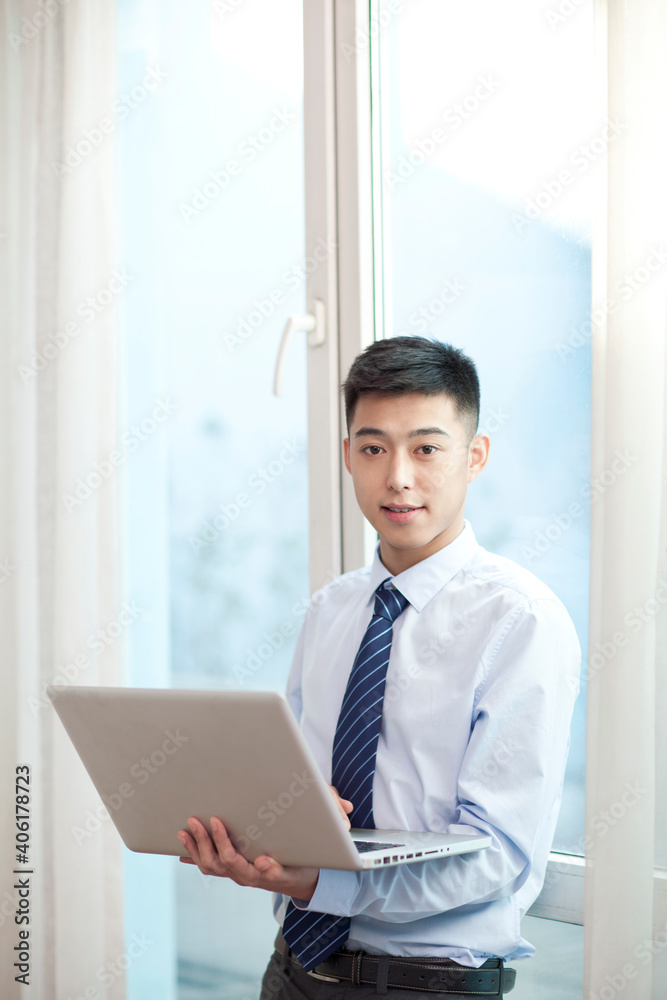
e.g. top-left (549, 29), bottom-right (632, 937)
top-left (353, 426), bottom-right (451, 439)
top-left (353, 427), bottom-right (387, 438)
top-left (408, 426), bottom-right (451, 438)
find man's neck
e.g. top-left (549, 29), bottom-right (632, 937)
top-left (378, 519), bottom-right (466, 576)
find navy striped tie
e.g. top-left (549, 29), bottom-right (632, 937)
top-left (282, 579), bottom-right (409, 972)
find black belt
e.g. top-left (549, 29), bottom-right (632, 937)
top-left (276, 932), bottom-right (516, 995)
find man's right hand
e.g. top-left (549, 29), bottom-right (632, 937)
top-left (328, 785), bottom-right (354, 828)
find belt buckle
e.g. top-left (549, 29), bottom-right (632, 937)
top-left (306, 969), bottom-right (341, 983)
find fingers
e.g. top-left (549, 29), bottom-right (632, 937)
top-left (209, 817), bottom-right (256, 875)
top-left (178, 827), bottom-right (202, 866)
top-left (181, 817), bottom-right (267, 885)
top-left (178, 820), bottom-right (319, 898)
top-left (330, 785), bottom-right (354, 810)
top-left (179, 817), bottom-right (231, 877)
top-left (253, 855), bottom-right (282, 877)
top-left (329, 785), bottom-right (354, 828)
top-left (177, 817), bottom-right (314, 897)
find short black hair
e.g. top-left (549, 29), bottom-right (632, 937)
top-left (342, 336), bottom-right (480, 439)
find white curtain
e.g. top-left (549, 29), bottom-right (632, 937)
top-left (0, 2), bottom-right (125, 998)
top-left (585, 1), bottom-right (667, 998)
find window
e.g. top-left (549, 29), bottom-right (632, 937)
top-left (117, 1), bottom-right (308, 995)
top-left (371, 0), bottom-right (593, 859)
top-left (115, 3), bottom-right (666, 998)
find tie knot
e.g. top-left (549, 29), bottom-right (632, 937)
top-left (373, 580), bottom-right (409, 622)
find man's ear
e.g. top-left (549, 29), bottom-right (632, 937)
top-left (343, 437), bottom-right (351, 475)
top-left (467, 434), bottom-right (490, 483)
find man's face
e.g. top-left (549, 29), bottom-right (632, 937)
top-left (344, 392), bottom-right (489, 575)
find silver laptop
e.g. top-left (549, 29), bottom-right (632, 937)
top-left (48, 686), bottom-right (490, 870)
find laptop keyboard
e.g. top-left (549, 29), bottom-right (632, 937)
top-left (353, 840), bottom-right (405, 853)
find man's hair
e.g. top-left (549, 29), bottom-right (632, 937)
top-left (342, 336), bottom-right (480, 439)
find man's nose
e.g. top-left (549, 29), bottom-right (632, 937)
top-left (386, 452), bottom-right (414, 491)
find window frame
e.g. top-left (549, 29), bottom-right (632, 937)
top-left (303, 0), bottom-right (589, 926)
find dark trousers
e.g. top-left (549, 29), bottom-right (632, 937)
top-left (258, 934), bottom-right (510, 999)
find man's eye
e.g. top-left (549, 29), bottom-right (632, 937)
top-left (418, 445), bottom-right (437, 455)
top-left (364, 445), bottom-right (383, 455)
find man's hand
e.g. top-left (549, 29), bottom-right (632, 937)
top-left (328, 785), bottom-right (354, 828)
top-left (178, 816), bottom-right (320, 900)
top-left (177, 787), bottom-right (353, 900)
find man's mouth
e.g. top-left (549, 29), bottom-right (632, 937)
top-left (381, 505), bottom-right (424, 524)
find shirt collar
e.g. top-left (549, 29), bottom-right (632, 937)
top-left (368, 520), bottom-right (479, 613)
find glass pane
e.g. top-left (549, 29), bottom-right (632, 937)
top-left (117, 1), bottom-right (307, 996)
top-left (512, 916), bottom-right (583, 998)
top-left (373, 0), bottom-right (594, 855)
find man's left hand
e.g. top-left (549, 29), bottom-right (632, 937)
top-left (178, 817), bottom-right (320, 901)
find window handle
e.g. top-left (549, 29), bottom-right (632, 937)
top-left (273, 299), bottom-right (326, 397)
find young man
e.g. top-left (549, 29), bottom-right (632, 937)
top-left (178, 337), bottom-right (581, 998)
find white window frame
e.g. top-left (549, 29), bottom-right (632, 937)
top-left (303, 0), bottom-right (589, 923)
top-left (300, 0), bottom-right (587, 931)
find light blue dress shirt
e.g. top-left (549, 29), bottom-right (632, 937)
top-left (273, 520), bottom-right (581, 967)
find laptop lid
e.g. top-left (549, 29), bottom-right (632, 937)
top-left (48, 686), bottom-right (489, 870)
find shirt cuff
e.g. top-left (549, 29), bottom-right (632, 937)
top-left (290, 868), bottom-right (361, 917)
